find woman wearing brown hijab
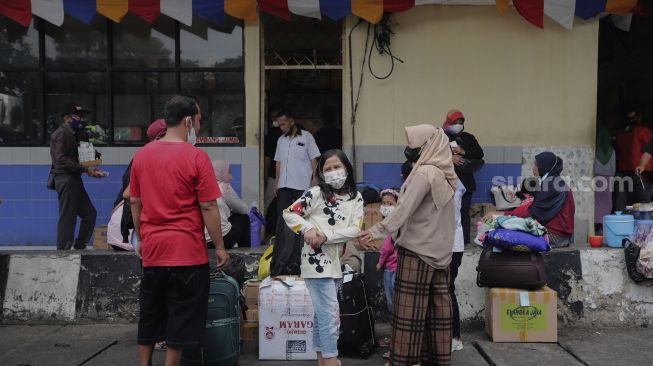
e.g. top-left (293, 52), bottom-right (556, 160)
top-left (359, 124), bottom-right (457, 366)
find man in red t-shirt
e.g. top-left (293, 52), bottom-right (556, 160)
top-left (130, 95), bottom-right (229, 366)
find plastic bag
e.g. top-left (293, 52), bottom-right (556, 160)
top-left (248, 207), bottom-right (266, 248)
top-left (258, 243), bottom-right (274, 280)
top-left (491, 185), bottom-right (521, 210)
top-left (474, 218), bottom-right (495, 247)
top-left (484, 228), bottom-right (551, 253)
top-left (637, 232), bottom-right (653, 278)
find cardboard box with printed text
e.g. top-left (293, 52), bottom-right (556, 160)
top-left (485, 286), bottom-right (558, 343)
top-left (258, 276), bottom-right (316, 360)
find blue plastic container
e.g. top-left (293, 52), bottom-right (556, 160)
top-left (603, 212), bottom-right (634, 248)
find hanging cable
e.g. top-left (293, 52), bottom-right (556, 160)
top-left (348, 19), bottom-right (371, 175)
top-left (368, 14), bottom-right (404, 80)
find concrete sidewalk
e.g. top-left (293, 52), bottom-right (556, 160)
top-left (1, 323), bottom-right (651, 366)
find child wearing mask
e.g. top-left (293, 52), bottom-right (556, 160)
top-left (376, 188), bottom-right (400, 359)
top-left (283, 149), bottom-right (364, 366)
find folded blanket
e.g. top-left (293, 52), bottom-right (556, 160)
top-left (484, 228), bottom-right (551, 252)
top-left (495, 216), bottom-right (547, 237)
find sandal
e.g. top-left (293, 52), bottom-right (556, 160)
top-left (382, 351), bottom-right (391, 359)
top-left (154, 341), bottom-right (167, 351)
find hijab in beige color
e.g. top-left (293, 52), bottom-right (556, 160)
top-left (403, 124), bottom-right (457, 209)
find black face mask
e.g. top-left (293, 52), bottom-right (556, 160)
top-left (404, 146), bottom-right (421, 163)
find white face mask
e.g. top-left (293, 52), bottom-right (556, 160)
top-left (324, 169), bottom-right (347, 189)
top-left (448, 124), bottom-right (464, 135)
top-left (380, 205), bottom-right (395, 218)
top-left (186, 119), bottom-right (197, 146)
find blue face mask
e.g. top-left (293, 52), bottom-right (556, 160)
top-left (70, 117), bottom-right (84, 130)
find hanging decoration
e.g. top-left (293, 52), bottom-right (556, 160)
top-left (0, 0), bottom-right (644, 30)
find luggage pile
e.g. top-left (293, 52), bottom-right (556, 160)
top-left (475, 216), bottom-right (558, 343)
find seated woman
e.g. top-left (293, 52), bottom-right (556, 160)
top-left (487, 152), bottom-right (575, 248)
top-left (205, 160), bottom-right (251, 249)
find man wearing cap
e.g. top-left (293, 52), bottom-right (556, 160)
top-left (443, 109), bottom-right (484, 245)
top-left (50, 103), bottom-right (105, 250)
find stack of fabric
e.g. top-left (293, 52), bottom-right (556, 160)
top-left (481, 216), bottom-right (550, 253)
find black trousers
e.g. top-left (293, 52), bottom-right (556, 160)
top-left (449, 252), bottom-right (464, 338)
top-left (461, 190), bottom-right (473, 245)
top-left (223, 213), bottom-right (251, 249)
top-left (54, 173), bottom-right (97, 250)
top-left (271, 188), bottom-right (304, 276)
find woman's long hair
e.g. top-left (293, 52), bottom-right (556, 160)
top-left (316, 149), bottom-right (357, 201)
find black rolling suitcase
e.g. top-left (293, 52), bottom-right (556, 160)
top-left (337, 273), bottom-right (376, 358)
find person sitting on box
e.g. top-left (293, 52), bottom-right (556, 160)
top-left (283, 149), bottom-right (364, 366)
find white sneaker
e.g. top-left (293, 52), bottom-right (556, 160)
top-left (452, 338), bottom-right (463, 352)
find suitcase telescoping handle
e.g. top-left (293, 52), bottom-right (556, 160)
top-left (210, 269), bottom-right (226, 280)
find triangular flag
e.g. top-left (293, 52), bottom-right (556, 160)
top-left (514, 0), bottom-right (544, 28)
top-left (605, 0), bottom-right (637, 16)
top-left (544, 0), bottom-right (576, 30)
top-left (97, 0), bottom-right (128, 23)
top-left (575, 0), bottom-right (606, 20)
top-left (259, 0), bottom-right (291, 21)
top-left (32, 0), bottom-right (64, 26)
top-left (0, 0), bottom-right (32, 27)
top-left (225, 0), bottom-right (257, 22)
top-left (384, 0), bottom-right (414, 13)
top-left (320, 0), bottom-right (350, 21)
top-left (611, 13), bottom-right (632, 31)
top-left (352, 0), bottom-right (383, 24)
top-left (161, 0), bottom-right (192, 27)
top-left (193, 0), bottom-right (225, 26)
top-left (288, 0), bottom-right (321, 19)
top-left (63, 0), bottom-right (96, 24)
top-left (129, 0), bottom-right (160, 24)
top-left (496, 0), bottom-right (510, 16)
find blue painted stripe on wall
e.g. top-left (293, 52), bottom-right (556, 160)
top-left (0, 164), bottom-right (242, 246)
top-left (361, 162), bottom-right (522, 206)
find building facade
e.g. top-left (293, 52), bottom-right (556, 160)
top-left (0, 4), bottom-right (600, 245)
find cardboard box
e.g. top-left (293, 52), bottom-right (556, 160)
top-left (246, 309), bottom-right (259, 322)
top-left (258, 276), bottom-right (316, 360)
top-left (242, 322), bottom-right (259, 342)
top-left (485, 286), bottom-right (558, 343)
top-left (92, 225), bottom-right (110, 250)
top-left (244, 280), bottom-right (261, 308)
top-left (363, 203), bottom-right (384, 248)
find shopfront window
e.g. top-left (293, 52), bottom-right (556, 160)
top-left (45, 15), bottom-right (107, 68)
top-left (0, 14), bottom-right (244, 146)
top-left (113, 14), bottom-right (175, 68)
top-left (0, 19), bottom-right (41, 144)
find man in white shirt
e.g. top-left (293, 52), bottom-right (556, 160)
top-left (271, 108), bottom-right (321, 276)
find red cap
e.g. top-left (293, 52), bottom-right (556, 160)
top-left (443, 109), bottom-right (465, 129)
top-left (146, 119), bottom-right (167, 141)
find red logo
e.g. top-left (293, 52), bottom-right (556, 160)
top-left (265, 326), bottom-right (275, 340)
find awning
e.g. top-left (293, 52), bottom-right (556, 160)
top-left (0, 0), bottom-right (643, 30)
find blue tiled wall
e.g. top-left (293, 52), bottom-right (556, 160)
top-left (0, 164), bottom-right (242, 246)
top-left (361, 162), bottom-right (522, 205)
